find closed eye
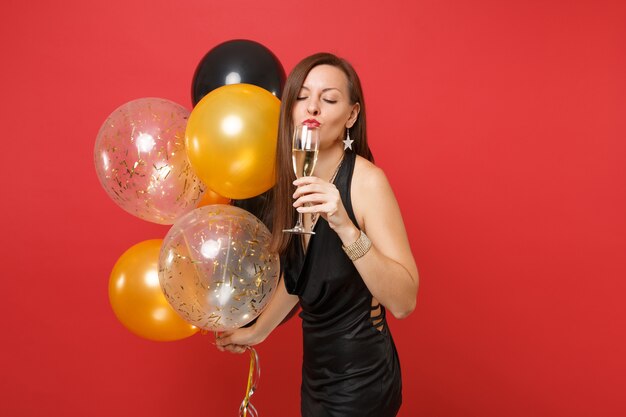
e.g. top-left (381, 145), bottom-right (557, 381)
top-left (323, 99), bottom-right (337, 104)
top-left (296, 96), bottom-right (307, 101)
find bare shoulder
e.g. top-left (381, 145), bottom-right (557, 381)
top-left (352, 155), bottom-right (389, 190)
top-left (351, 155), bottom-right (396, 227)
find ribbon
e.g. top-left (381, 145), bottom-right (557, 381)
top-left (239, 347), bottom-right (260, 417)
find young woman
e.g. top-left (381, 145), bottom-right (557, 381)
top-left (217, 52), bottom-right (419, 417)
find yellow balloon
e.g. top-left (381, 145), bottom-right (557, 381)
top-left (108, 239), bottom-right (198, 341)
top-left (185, 83), bottom-right (280, 199)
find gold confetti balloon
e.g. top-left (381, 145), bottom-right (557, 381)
top-left (94, 98), bottom-right (206, 224)
top-left (158, 205), bottom-right (280, 331)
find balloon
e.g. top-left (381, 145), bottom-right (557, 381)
top-left (109, 239), bottom-right (198, 341)
top-left (159, 205), bottom-right (280, 331)
top-left (94, 98), bottom-right (205, 224)
top-left (197, 188), bottom-right (230, 208)
top-left (191, 39), bottom-right (285, 105)
top-left (185, 84), bottom-right (280, 200)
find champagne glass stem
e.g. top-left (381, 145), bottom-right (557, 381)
top-left (295, 210), bottom-right (304, 230)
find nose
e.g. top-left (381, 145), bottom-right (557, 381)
top-left (307, 99), bottom-right (320, 116)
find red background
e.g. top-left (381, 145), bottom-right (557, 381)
top-left (2, 0), bottom-right (625, 416)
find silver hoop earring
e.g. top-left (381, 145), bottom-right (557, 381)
top-left (343, 128), bottom-right (354, 150)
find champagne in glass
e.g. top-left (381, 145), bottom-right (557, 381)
top-left (292, 148), bottom-right (317, 178)
top-left (283, 124), bottom-right (319, 234)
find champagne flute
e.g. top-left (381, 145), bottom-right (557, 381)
top-left (283, 123), bottom-right (319, 234)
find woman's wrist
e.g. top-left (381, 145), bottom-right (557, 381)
top-left (336, 223), bottom-right (361, 247)
top-left (248, 320), bottom-right (270, 344)
top-left (342, 230), bottom-right (372, 261)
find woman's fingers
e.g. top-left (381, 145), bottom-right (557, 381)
top-left (293, 176), bottom-right (323, 186)
top-left (291, 176), bottom-right (347, 224)
top-left (215, 332), bottom-right (249, 354)
top-left (216, 333), bottom-right (232, 346)
top-left (293, 183), bottom-right (335, 199)
top-left (222, 344), bottom-right (247, 354)
top-left (296, 202), bottom-right (333, 214)
top-left (293, 192), bottom-right (330, 207)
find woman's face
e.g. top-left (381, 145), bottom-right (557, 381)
top-left (292, 64), bottom-right (359, 149)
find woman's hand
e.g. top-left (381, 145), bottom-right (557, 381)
top-left (215, 324), bottom-right (266, 354)
top-left (216, 276), bottom-right (299, 354)
top-left (292, 176), bottom-right (358, 240)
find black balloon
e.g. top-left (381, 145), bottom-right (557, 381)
top-left (191, 39), bottom-right (285, 106)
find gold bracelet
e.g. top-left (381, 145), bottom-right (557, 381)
top-left (342, 230), bottom-right (372, 261)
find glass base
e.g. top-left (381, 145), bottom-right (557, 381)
top-left (283, 226), bottom-right (315, 235)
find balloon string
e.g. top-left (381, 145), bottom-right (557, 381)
top-left (239, 347), bottom-right (260, 417)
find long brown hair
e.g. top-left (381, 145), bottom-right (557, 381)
top-left (269, 52), bottom-right (374, 254)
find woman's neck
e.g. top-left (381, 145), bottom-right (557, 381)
top-left (314, 143), bottom-right (345, 182)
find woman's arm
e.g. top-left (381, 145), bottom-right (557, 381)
top-left (293, 158), bottom-right (418, 318)
top-left (345, 161), bottom-right (418, 318)
top-left (216, 276), bottom-right (299, 353)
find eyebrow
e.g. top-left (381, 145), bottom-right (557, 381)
top-left (300, 86), bottom-right (341, 93)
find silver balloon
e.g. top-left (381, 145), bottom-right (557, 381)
top-left (159, 205), bottom-right (279, 331)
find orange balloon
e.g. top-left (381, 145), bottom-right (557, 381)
top-left (108, 239), bottom-right (198, 341)
top-left (196, 188), bottom-right (231, 208)
top-left (185, 83), bottom-right (280, 199)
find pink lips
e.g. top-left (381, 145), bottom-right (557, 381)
top-left (303, 119), bottom-right (320, 128)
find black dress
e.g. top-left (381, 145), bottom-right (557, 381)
top-left (282, 151), bottom-right (403, 417)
